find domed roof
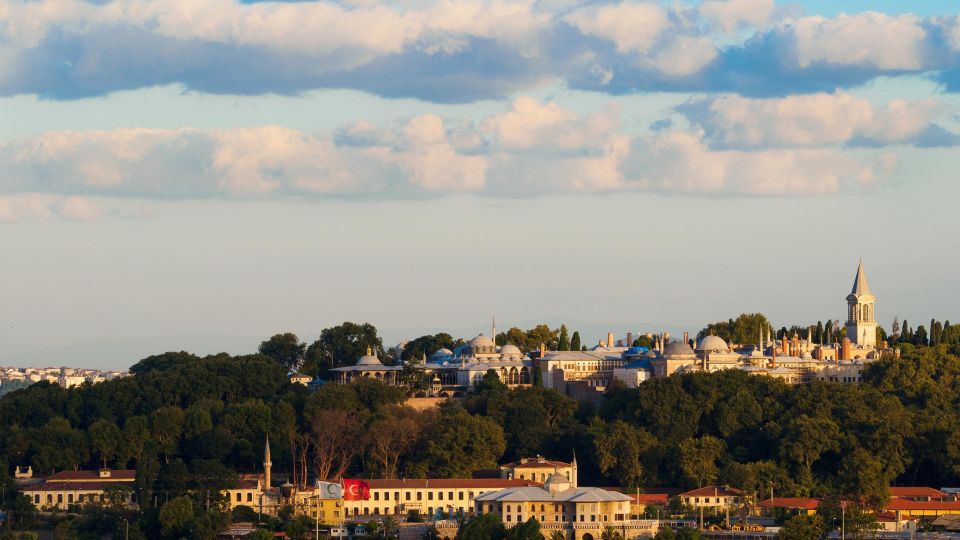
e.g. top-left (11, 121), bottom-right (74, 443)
top-left (356, 347), bottom-right (382, 366)
top-left (663, 341), bottom-right (695, 357)
top-left (544, 473), bottom-right (572, 493)
top-left (500, 344), bottom-right (522, 357)
top-left (470, 334), bottom-right (495, 347)
top-left (430, 348), bottom-right (453, 361)
top-left (696, 335), bottom-right (728, 352)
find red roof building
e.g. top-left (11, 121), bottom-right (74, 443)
top-left (760, 498), bottom-right (820, 514)
top-left (889, 487), bottom-right (948, 501)
top-left (884, 499), bottom-right (960, 517)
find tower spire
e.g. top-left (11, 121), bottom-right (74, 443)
top-left (263, 436), bottom-right (272, 490)
top-left (851, 258), bottom-right (871, 296)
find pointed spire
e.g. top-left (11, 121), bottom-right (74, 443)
top-left (851, 258), bottom-right (871, 295)
top-left (264, 436), bottom-right (271, 462)
top-left (492, 315), bottom-right (496, 344)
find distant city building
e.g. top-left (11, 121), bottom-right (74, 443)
top-left (473, 472), bottom-right (657, 540)
top-left (22, 469), bottom-right (136, 511)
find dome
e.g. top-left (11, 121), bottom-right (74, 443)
top-left (544, 473), bottom-right (572, 493)
top-left (663, 341), bottom-right (695, 358)
top-left (470, 334), bottom-right (495, 347)
top-left (430, 348), bottom-right (453, 362)
top-left (696, 335), bottom-right (728, 352)
top-left (500, 344), bottom-right (522, 357)
top-left (356, 348), bottom-right (382, 366)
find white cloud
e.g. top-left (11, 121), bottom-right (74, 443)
top-left (480, 96), bottom-right (620, 151)
top-left (0, 97), bottom-right (906, 220)
top-left (699, 0), bottom-right (775, 33)
top-left (564, 2), bottom-right (669, 54)
top-left (790, 13), bottom-right (927, 70)
top-left (681, 93), bottom-right (946, 148)
top-left (623, 129), bottom-right (888, 196)
top-left (59, 196), bottom-right (103, 220)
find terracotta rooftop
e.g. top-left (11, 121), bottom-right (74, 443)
top-left (46, 470), bottom-right (135, 482)
top-left (886, 500), bottom-right (960, 511)
top-left (681, 486), bottom-right (745, 498)
top-left (630, 493), bottom-right (670, 505)
top-left (890, 487), bottom-right (947, 499)
top-left (364, 478), bottom-right (540, 489)
top-left (760, 498), bottom-right (820, 510)
top-left (23, 481), bottom-right (133, 492)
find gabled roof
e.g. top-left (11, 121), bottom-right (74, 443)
top-left (851, 259), bottom-right (871, 296)
top-left (760, 498), bottom-right (820, 510)
top-left (886, 500), bottom-right (960, 511)
top-left (362, 478), bottom-right (539, 489)
top-left (681, 485), bottom-right (745, 498)
top-left (46, 470), bottom-right (136, 482)
top-left (890, 487), bottom-right (946, 499)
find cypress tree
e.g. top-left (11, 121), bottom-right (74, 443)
top-left (931, 319), bottom-right (938, 345)
top-left (558, 325), bottom-right (570, 351)
top-left (914, 325), bottom-right (928, 346)
top-left (570, 331), bottom-right (581, 351)
top-left (815, 321), bottom-right (824, 343)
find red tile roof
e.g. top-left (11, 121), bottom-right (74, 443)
top-left (890, 487), bottom-right (947, 499)
top-left (886, 500), bottom-right (960, 511)
top-left (630, 494), bottom-right (670, 505)
top-left (23, 481), bottom-right (133, 492)
top-left (501, 459), bottom-right (571, 469)
top-left (681, 486), bottom-right (745, 498)
top-left (363, 479), bottom-right (540, 489)
top-left (760, 498), bottom-right (820, 510)
top-left (46, 470), bottom-right (136, 482)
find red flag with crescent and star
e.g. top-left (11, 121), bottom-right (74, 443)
top-left (343, 479), bottom-right (370, 501)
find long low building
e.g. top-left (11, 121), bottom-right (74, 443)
top-left (474, 472), bottom-right (658, 540)
top-left (344, 478), bottom-right (541, 519)
top-left (21, 469), bottom-right (137, 511)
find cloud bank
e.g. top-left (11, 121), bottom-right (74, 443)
top-left (1, 0), bottom-right (959, 101)
top-left (4, 95), bottom-right (938, 220)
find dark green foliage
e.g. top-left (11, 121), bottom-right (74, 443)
top-left (401, 333), bottom-right (461, 361)
top-left (456, 513), bottom-right (506, 540)
top-left (697, 314), bottom-right (771, 344)
top-left (570, 331), bottom-right (581, 351)
top-left (302, 322), bottom-right (386, 378)
top-left (506, 518), bottom-right (541, 540)
top-left (259, 333), bottom-right (307, 371)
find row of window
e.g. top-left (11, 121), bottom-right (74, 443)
top-left (35, 492), bottom-right (135, 505)
top-left (371, 490), bottom-right (478, 502)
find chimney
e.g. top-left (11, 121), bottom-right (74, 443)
top-left (539, 342), bottom-right (546, 358)
top-left (841, 338), bottom-right (851, 361)
top-left (771, 343), bottom-right (777, 368)
top-left (627, 333), bottom-right (633, 347)
top-left (683, 332), bottom-right (689, 344)
top-left (781, 336), bottom-right (788, 356)
top-left (607, 332), bottom-right (614, 347)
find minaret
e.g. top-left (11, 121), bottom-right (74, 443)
top-left (492, 316), bottom-right (496, 346)
top-left (571, 450), bottom-right (578, 488)
top-left (845, 259), bottom-right (877, 348)
top-left (263, 436), bottom-right (272, 491)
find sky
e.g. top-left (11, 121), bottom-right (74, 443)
top-left (1, 0), bottom-right (959, 370)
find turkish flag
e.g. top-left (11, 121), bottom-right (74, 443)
top-left (343, 479), bottom-right (371, 501)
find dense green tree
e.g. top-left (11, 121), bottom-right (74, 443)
top-left (570, 331), bottom-right (581, 351)
top-left (159, 495), bottom-right (194, 538)
top-left (698, 314), bottom-right (771, 345)
top-left (679, 436), bottom-right (725, 487)
top-left (401, 333), bottom-right (460, 361)
top-left (506, 518), bottom-right (542, 540)
top-left (88, 418), bottom-right (122, 468)
top-left (558, 325), bottom-right (570, 351)
top-left (456, 513), bottom-right (506, 540)
top-left (151, 406), bottom-right (186, 462)
top-left (303, 322), bottom-right (386, 377)
top-left (259, 333), bottom-right (307, 371)
top-left (590, 419), bottom-right (655, 487)
top-left (413, 402), bottom-right (505, 477)
top-left (135, 440), bottom-right (161, 510)
top-left (777, 514), bottom-right (825, 540)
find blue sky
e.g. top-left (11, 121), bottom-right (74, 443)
top-left (1, 0), bottom-right (959, 369)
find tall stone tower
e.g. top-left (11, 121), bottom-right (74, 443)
top-left (263, 436), bottom-right (272, 490)
top-left (845, 259), bottom-right (877, 348)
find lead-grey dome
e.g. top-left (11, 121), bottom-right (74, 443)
top-left (696, 335), bottom-right (728, 352)
top-left (664, 341), bottom-right (695, 357)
